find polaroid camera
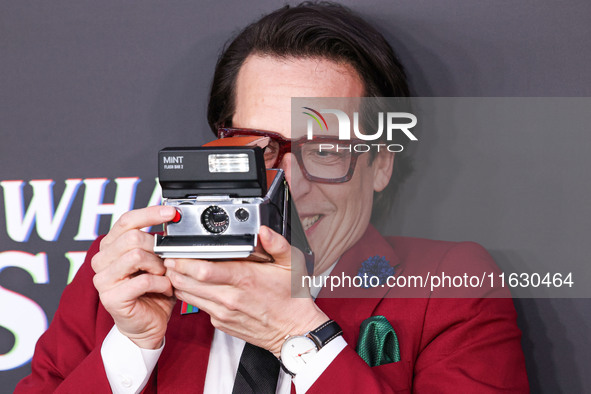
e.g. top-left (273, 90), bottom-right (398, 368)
top-left (153, 140), bottom-right (314, 274)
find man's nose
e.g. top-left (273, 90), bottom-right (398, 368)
top-left (278, 153), bottom-right (311, 199)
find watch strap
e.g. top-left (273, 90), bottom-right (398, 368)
top-left (279, 359), bottom-right (296, 377)
top-left (308, 320), bottom-right (343, 349)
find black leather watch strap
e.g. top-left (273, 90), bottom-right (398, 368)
top-left (308, 320), bottom-right (343, 349)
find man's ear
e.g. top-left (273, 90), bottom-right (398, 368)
top-left (372, 151), bottom-right (394, 192)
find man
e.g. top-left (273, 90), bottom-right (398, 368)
top-left (17, 3), bottom-right (528, 393)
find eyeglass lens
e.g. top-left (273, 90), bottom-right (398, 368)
top-left (264, 140), bottom-right (353, 179)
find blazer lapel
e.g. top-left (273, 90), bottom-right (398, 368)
top-left (316, 225), bottom-right (401, 345)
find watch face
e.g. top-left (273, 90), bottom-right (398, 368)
top-left (280, 336), bottom-right (318, 375)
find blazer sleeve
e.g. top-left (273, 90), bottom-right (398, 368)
top-left (14, 237), bottom-right (115, 393)
top-left (306, 242), bottom-right (529, 393)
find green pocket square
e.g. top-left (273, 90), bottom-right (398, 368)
top-left (356, 315), bottom-right (400, 367)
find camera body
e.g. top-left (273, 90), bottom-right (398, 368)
top-left (154, 145), bottom-right (313, 273)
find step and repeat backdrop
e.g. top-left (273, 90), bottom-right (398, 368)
top-left (1, 1), bottom-right (590, 392)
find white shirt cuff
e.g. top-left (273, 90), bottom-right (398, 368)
top-left (101, 325), bottom-right (164, 394)
top-left (292, 335), bottom-right (347, 393)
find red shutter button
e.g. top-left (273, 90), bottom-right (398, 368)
top-left (171, 209), bottom-right (182, 223)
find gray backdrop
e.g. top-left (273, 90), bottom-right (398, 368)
top-left (1, 1), bottom-right (590, 392)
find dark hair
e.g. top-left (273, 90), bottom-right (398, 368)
top-left (207, 1), bottom-right (412, 225)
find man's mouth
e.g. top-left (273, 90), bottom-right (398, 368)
top-left (301, 214), bottom-right (322, 231)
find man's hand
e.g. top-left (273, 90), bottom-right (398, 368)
top-left (165, 226), bottom-right (328, 356)
top-left (91, 206), bottom-right (177, 349)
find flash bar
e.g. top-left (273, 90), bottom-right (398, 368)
top-left (208, 153), bottom-right (250, 173)
top-left (158, 147), bottom-right (266, 199)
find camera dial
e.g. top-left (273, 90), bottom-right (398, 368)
top-left (201, 206), bottom-right (229, 233)
top-left (235, 208), bottom-right (249, 222)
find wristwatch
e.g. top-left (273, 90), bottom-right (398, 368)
top-left (279, 320), bottom-right (343, 377)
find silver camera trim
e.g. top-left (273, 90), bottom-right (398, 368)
top-left (154, 168), bottom-right (288, 260)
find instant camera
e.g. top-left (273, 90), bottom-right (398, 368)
top-left (153, 140), bottom-right (314, 274)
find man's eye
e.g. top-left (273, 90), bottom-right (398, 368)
top-left (263, 145), bottom-right (278, 156)
top-left (315, 150), bottom-right (336, 157)
top-left (305, 148), bottom-right (347, 162)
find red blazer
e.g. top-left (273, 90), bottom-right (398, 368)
top-left (16, 226), bottom-right (529, 393)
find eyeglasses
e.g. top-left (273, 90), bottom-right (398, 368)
top-left (217, 128), bottom-right (367, 183)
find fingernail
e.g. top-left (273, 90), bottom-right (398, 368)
top-left (259, 226), bottom-right (270, 239)
top-left (160, 206), bottom-right (176, 218)
top-left (164, 259), bottom-right (175, 269)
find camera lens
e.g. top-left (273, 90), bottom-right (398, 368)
top-left (201, 206), bottom-right (229, 233)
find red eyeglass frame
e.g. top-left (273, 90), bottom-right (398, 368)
top-left (217, 127), bottom-right (367, 183)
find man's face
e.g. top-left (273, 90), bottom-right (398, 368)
top-left (232, 55), bottom-right (393, 274)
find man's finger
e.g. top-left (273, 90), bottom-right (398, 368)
top-left (165, 258), bottom-right (242, 286)
top-left (258, 226), bottom-right (292, 266)
top-left (94, 249), bottom-right (166, 292)
top-left (102, 205), bottom-right (176, 247)
top-left (258, 226), bottom-right (309, 289)
top-left (102, 273), bottom-right (174, 308)
top-left (173, 289), bottom-right (244, 332)
top-left (95, 230), bottom-right (156, 273)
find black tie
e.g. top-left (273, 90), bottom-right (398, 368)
top-left (232, 342), bottom-right (280, 394)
